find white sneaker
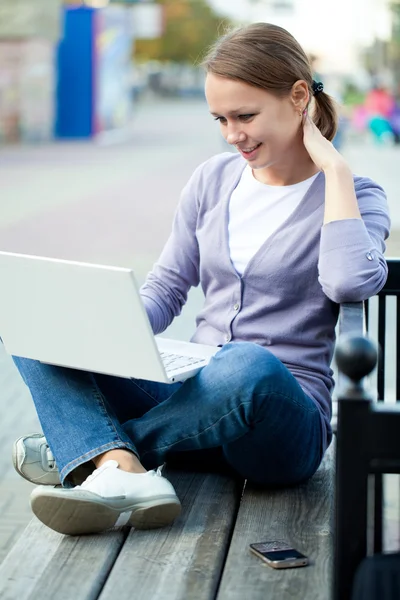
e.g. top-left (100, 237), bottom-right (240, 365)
top-left (30, 460), bottom-right (181, 535)
top-left (12, 434), bottom-right (60, 486)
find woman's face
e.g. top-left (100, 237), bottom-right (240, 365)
top-left (205, 73), bottom-right (304, 170)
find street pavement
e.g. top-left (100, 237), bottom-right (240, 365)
top-left (0, 97), bottom-right (398, 561)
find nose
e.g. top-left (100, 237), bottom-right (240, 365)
top-left (225, 124), bottom-right (246, 146)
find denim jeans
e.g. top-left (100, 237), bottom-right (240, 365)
top-left (12, 342), bottom-right (324, 487)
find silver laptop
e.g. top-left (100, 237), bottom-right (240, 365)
top-left (0, 251), bottom-right (220, 383)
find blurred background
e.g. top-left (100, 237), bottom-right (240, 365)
top-left (1, 0), bottom-right (400, 148)
top-left (0, 0), bottom-right (399, 562)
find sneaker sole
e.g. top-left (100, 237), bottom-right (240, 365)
top-left (12, 437), bottom-right (60, 486)
top-left (31, 493), bottom-right (181, 536)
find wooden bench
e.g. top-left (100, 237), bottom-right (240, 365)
top-left (2, 276), bottom-right (395, 600)
top-left (0, 449), bottom-right (335, 600)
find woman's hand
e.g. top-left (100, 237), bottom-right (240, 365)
top-left (302, 114), bottom-right (361, 223)
top-left (302, 114), bottom-right (346, 173)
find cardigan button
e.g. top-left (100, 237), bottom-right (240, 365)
top-left (366, 252), bottom-right (374, 261)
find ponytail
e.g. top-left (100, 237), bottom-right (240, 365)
top-left (311, 91), bottom-right (338, 142)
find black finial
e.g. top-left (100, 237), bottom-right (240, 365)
top-left (335, 335), bottom-right (378, 383)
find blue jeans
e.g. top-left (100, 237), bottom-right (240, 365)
top-left (12, 342), bottom-right (324, 487)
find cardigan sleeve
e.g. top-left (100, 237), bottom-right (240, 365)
top-left (139, 167), bottom-right (202, 334)
top-left (318, 177), bottom-right (391, 303)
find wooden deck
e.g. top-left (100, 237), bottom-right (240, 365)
top-left (0, 297), bottom-right (395, 600)
top-left (0, 445), bottom-right (334, 600)
top-left (0, 345), bottom-right (41, 565)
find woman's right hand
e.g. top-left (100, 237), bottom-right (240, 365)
top-left (302, 113), bottom-right (346, 173)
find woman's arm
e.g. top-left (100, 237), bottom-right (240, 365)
top-left (140, 168), bottom-right (202, 335)
top-left (303, 116), bottom-right (391, 303)
top-left (323, 160), bottom-right (361, 224)
top-left (318, 178), bottom-right (390, 302)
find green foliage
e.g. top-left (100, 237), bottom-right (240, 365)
top-left (342, 84), bottom-right (365, 108)
top-left (134, 0), bottom-right (231, 64)
top-left (388, 2), bottom-right (400, 88)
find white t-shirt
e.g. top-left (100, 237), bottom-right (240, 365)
top-left (228, 166), bottom-right (319, 275)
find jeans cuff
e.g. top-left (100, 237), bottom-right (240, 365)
top-left (60, 440), bottom-right (139, 486)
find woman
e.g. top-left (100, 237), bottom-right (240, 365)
top-left (12, 23), bottom-right (390, 536)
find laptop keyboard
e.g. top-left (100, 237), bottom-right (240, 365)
top-left (160, 351), bottom-right (206, 373)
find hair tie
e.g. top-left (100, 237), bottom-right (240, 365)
top-left (312, 80), bottom-right (324, 96)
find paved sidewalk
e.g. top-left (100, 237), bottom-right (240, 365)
top-left (342, 142), bottom-right (400, 255)
top-left (0, 98), bottom-right (398, 562)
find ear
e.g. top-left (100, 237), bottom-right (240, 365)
top-left (291, 80), bottom-right (310, 112)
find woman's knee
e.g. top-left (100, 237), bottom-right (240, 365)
top-left (12, 356), bottom-right (97, 406)
top-left (206, 341), bottom-right (285, 386)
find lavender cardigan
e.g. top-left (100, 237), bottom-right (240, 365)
top-left (141, 152), bottom-right (391, 451)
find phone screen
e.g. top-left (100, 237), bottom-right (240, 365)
top-left (261, 549), bottom-right (307, 561)
top-left (250, 542), bottom-right (307, 563)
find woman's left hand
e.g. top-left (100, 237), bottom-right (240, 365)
top-left (302, 114), bottom-right (345, 172)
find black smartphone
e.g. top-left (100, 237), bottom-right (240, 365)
top-left (249, 540), bottom-right (308, 569)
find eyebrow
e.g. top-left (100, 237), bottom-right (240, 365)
top-left (210, 108), bottom-right (255, 117)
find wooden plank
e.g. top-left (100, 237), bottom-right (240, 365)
top-left (217, 442), bottom-right (335, 600)
top-left (0, 518), bottom-right (64, 600)
top-left (0, 344), bottom-right (42, 562)
top-left (99, 469), bottom-right (243, 600)
top-left (0, 478), bottom-right (38, 565)
top-left (21, 530), bottom-right (126, 600)
top-left (0, 469), bottom-right (242, 600)
top-left (0, 515), bottom-right (126, 600)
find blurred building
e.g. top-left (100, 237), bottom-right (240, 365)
top-left (56, 4), bottom-right (134, 140)
top-left (0, 0), bottom-right (161, 144)
top-left (0, 0), bottom-right (61, 143)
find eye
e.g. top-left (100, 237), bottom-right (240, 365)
top-left (214, 116), bottom-right (227, 124)
top-left (239, 114), bottom-right (255, 122)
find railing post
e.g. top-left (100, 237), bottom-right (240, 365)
top-left (333, 336), bottom-right (378, 600)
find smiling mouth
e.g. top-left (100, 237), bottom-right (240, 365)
top-left (238, 143), bottom-right (262, 153)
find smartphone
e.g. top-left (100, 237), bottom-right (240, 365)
top-left (249, 540), bottom-right (308, 569)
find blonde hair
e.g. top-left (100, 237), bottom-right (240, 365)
top-left (202, 23), bottom-right (338, 141)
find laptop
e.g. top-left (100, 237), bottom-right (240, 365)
top-left (0, 251), bottom-right (220, 383)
